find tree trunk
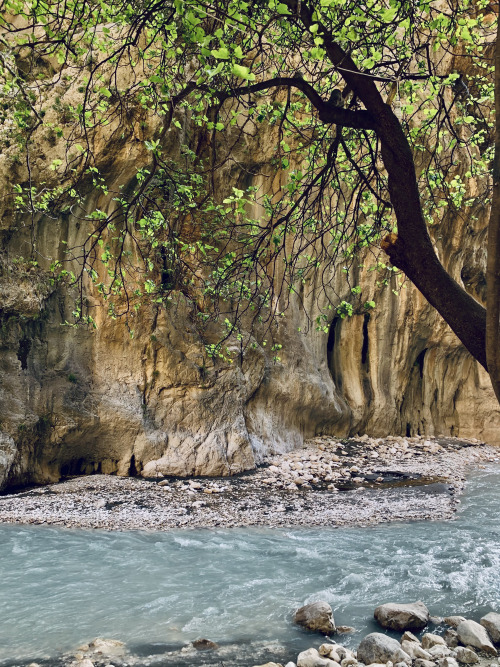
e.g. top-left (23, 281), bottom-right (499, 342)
top-left (486, 15), bottom-right (500, 401)
top-left (291, 0), bottom-right (489, 370)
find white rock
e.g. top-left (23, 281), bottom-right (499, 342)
top-left (437, 658), bottom-right (459, 667)
top-left (455, 647), bottom-right (479, 664)
top-left (481, 613), bottom-right (500, 644)
top-left (401, 632), bottom-right (421, 644)
top-left (341, 658), bottom-right (357, 667)
top-left (422, 634), bottom-right (447, 649)
top-left (297, 648), bottom-right (338, 667)
top-left (401, 641), bottom-right (433, 660)
top-left (457, 620), bottom-right (498, 656)
top-left (357, 633), bottom-right (411, 665)
top-left (428, 645), bottom-right (452, 659)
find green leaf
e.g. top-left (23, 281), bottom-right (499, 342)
top-left (211, 47), bottom-right (230, 59)
top-left (231, 64), bottom-right (255, 81)
top-left (276, 3), bottom-right (291, 14)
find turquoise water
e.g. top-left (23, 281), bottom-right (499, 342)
top-left (0, 466), bottom-right (499, 666)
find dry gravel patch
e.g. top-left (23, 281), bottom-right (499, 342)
top-left (0, 435), bottom-right (497, 531)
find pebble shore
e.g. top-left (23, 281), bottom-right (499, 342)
top-left (0, 435), bottom-right (497, 531)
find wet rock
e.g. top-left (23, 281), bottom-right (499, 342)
top-left (444, 630), bottom-right (459, 648)
top-left (445, 617), bottom-right (467, 628)
top-left (455, 647), bottom-right (479, 664)
top-left (88, 638), bottom-right (125, 657)
top-left (192, 638), bottom-right (219, 651)
top-left (374, 602), bottom-right (430, 631)
top-left (297, 648), bottom-right (339, 667)
top-left (357, 633), bottom-right (411, 665)
top-left (337, 626), bottom-right (356, 634)
top-left (401, 631), bottom-right (420, 644)
top-left (422, 634), bottom-right (447, 649)
top-left (457, 620), bottom-right (498, 656)
top-left (294, 601), bottom-right (336, 635)
top-left (481, 613), bottom-right (500, 644)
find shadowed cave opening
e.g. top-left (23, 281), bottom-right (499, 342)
top-left (17, 338), bottom-right (31, 370)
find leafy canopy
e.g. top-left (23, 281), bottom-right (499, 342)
top-left (0, 0), bottom-right (495, 354)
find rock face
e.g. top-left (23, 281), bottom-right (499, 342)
top-left (374, 602), bottom-right (430, 631)
top-left (0, 63), bottom-right (499, 490)
top-left (357, 633), bottom-right (411, 665)
top-left (294, 601), bottom-right (336, 635)
top-left (480, 612), bottom-right (500, 644)
top-left (456, 620), bottom-right (497, 655)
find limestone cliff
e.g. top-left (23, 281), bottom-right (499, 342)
top-left (0, 85), bottom-right (498, 491)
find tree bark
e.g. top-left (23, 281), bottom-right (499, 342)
top-left (486, 15), bottom-right (500, 400)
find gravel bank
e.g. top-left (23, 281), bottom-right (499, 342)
top-left (0, 436), bottom-right (497, 531)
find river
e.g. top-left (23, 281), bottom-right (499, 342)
top-left (1, 465), bottom-right (499, 666)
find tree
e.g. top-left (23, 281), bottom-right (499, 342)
top-left (0, 0), bottom-right (498, 396)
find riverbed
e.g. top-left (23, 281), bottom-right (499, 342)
top-left (1, 464), bottom-right (500, 667)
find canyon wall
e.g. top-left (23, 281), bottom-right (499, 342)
top-left (0, 84), bottom-right (498, 491)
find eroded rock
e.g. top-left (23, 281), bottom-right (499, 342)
top-left (297, 648), bottom-right (339, 667)
top-left (357, 633), bottom-right (411, 665)
top-left (294, 601), bottom-right (336, 635)
top-left (481, 613), bottom-right (500, 644)
top-left (374, 602), bottom-right (430, 631)
top-left (457, 620), bottom-right (498, 656)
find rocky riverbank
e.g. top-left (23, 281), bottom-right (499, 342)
top-left (19, 601), bottom-right (500, 667)
top-left (0, 435), bottom-right (497, 531)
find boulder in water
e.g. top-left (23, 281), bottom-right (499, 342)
top-left (294, 601), bottom-right (336, 635)
top-left (193, 638), bottom-right (219, 651)
top-left (374, 601), bottom-right (430, 631)
top-left (480, 612), bottom-right (500, 644)
top-left (456, 620), bottom-right (497, 655)
top-left (357, 633), bottom-right (411, 665)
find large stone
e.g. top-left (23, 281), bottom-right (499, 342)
top-left (297, 648), bottom-right (339, 667)
top-left (445, 617), bottom-right (467, 628)
top-left (374, 602), bottom-right (430, 631)
top-left (357, 633), bottom-right (412, 665)
top-left (455, 647), bottom-right (479, 664)
top-left (422, 634), bottom-right (447, 649)
top-left (401, 640), bottom-right (433, 660)
top-left (294, 602), bottom-right (336, 635)
top-left (481, 613), bottom-right (500, 644)
top-left (428, 645), bottom-right (452, 659)
top-left (456, 621), bottom-right (497, 656)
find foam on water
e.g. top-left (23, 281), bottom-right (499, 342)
top-left (0, 465), bottom-right (499, 666)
